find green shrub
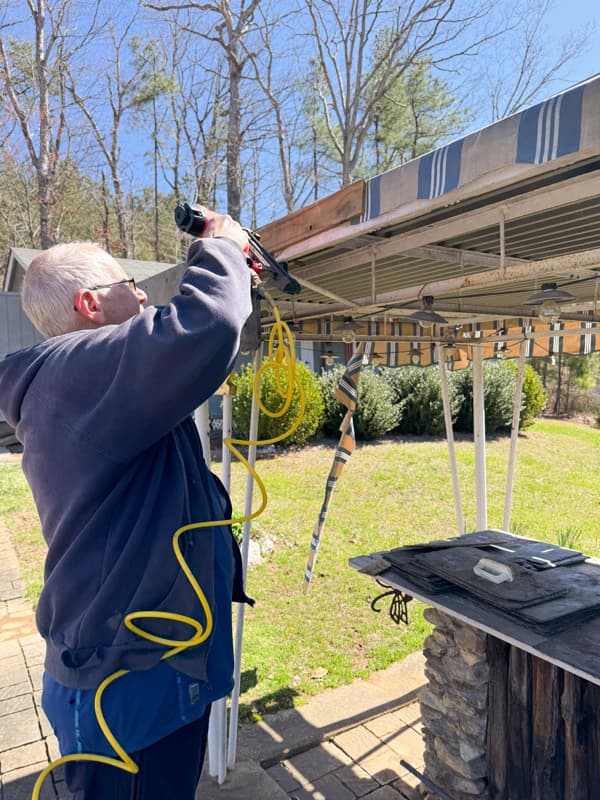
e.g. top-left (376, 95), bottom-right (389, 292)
top-left (506, 361), bottom-right (547, 428)
top-left (319, 365), bottom-right (401, 440)
top-left (453, 362), bottom-right (516, 434)
top-left (382, 365), bottom-right (462, 436)
top-left (232, 360), bottom-right (325, 447)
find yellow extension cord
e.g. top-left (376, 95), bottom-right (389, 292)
top-left (32, 298), bottom-right (305, 799)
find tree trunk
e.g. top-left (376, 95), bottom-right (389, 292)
top-left (554, 353), bottom-right (563, 415)
top-left (34, 0), bottom-right (54, 248)
top-left (101, 172), bottom-right (110, 252)
top-left (226, 50), bottom-right (242, 220)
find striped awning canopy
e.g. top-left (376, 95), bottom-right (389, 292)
top-left (258, 73), bottom-right (600, 365)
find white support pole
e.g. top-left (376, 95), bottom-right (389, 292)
top-left (503, 341), bottom-right (528, 531)
top-left (436, 346), bottom-right (464, 535)
top-left (214, 700), bottom-right (226, 783)
top-left (221, 393), bottom-right (233, 490)
top-left (194, 401), bottom-right (211, 469)
top-left (193, 400), bottom-right (220, 776)
top-left (227, 347), bottom-right (263, 768)
top-left (472, 346), bottom-right (488, 530)
top-left (207, 711), bottom-right (218, 777)
top-left (212, 392), bottom-right (234, 784)
top-left (213, 393), bottom-right (233, 784)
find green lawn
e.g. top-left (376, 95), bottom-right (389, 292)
top-left (2, 419), bottom-right (599, 721)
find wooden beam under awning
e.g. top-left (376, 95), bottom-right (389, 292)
top-left (258, 180), bottom-right (365, 253)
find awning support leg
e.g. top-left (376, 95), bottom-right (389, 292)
top-left (473, 345), bottom-right (488, 530)
top-left (503, 340), bottom-right (527, 531)
top-left (227, 347), bottom-right (263, 769)
top-left (436, 345), bottom-right (464, 535)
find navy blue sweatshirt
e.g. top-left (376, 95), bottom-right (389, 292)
top-left (0, 238), bottom-right (252, 690)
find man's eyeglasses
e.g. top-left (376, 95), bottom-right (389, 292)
top-left (88, 277), bottom-right (137, 292)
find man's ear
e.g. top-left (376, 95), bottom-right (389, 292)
top-left (73, 289), bottom-right (107, 325)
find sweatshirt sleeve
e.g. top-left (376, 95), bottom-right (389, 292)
top-left (40, 237), bottom-right (252, 461)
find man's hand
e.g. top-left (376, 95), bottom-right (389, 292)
top-left (195, 206), bottom-right (249, 253)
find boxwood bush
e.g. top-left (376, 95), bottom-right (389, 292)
top-left (232, 360), bottom-right (325, 447)
top-left (453, 361), bottom-right (516, 434)
top-left (382, 365), bottom-right (463, 436)
top-left (319, 365), bottom-right (401, 440)
top-left (506, 361), bottom-right (547, 428)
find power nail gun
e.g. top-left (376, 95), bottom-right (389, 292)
top-left (174, 202), bottom-right (301, 295)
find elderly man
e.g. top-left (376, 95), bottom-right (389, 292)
top-left (0, 211), bottom-right (253, 799)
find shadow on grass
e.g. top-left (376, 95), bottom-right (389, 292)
top-left (238, 686), bottom-right (301, 723)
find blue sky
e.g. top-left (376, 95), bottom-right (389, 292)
top-left (546, 0), bottom-right (599, 85)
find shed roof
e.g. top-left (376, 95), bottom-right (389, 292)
top-left (258, 74), bottom-right (600, 363)
top-left (4, 248), bottom-right (176, 291)
top-left (3, 248), bottom-right (184, 309)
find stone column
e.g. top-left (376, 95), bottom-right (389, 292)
top-left (419, 608), bottom-right (490, 800)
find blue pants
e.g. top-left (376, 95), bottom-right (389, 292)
top-left (64, 706), bottom-right (211, 800)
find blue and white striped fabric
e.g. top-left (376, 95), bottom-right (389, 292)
top-left (516, 85), bottom-right (584, 164)
top-left (357, 75), bottom-right (597, 224)
top-left (417, 140), bottom-right (463, 200)
top-left (581, 322), bottom-right (596, 355)
top-left (303, 344), bottom-right (367, 592)
top-left (363, 175), bottom-right (382, 220)
top-left (548, 323), bottom-right (564, 356)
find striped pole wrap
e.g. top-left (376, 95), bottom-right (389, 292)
top-left (303, 344), bottom-right (367, 592)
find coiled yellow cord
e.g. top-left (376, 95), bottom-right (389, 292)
top-left (32, 297), bottom-right (305, 799)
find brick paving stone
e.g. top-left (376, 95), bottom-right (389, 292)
top-left (45, 737), bottom-right (60, 763)
top-left (284, 741), bottom-right (352, 784)
top-left (333, 727), bottom-right (383, 762)
top-left (0, 685), bottom-right (31, 704)
top-left (3, 605), bottom-right (34, 623)
top-left (28, 667), bottom-right (43, 694)
top-left (333, 763), bottom-right (379, 797)
top-left (392, 768), bottom-right (422, 800)
top-left (365, 714), bottom-right (411, 740)
top-left (359, 785), bottom-right (405, 799)
top-left (18, 636), bottom-right (39, 648)
top-left (0, 643), bottom-right (19, 661)
top-left (54, 780), bottom-right (70, 800)
top-left (49, 763), bottom-right (64, 787)
top-left (288, 772), bottom-right (355, 800)
top-left (0, 696), bottom-right (33, 718)
top-left (382, 728), bottom-right (424, 765)
top-left (0, 708), bottom-right (41, 752)
top-left (1, 618), bottom-right (33, 640)
top-left (0, 661), bottom-right (29, 691)
top-left (266, 763), bottom-right (300, 793)
top-left (0, 591), bottom-right (22, 604)
top-left (0, 741), bottom-right (47, 773)
top-left (32, 700), bottom-right (52, 740)
top-left (356, 744), bottom-right (406, 786)
top-left (394, 704), bottom-right (422, 730)
top-left (0, 656), bottom-right (25, 679)
top-left (21, 641), bottom-right (44, 667)
top-left (1, 762), bottom-right (55, 800)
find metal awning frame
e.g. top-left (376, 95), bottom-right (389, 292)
top-left (262, 168), bottom-right (600, 331)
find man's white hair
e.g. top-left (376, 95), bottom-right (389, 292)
top-left (22, 243), bottom-right (126, 338)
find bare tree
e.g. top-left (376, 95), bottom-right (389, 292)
top-left (67, 13), bottom-right (169, 257)
top-left (156, 22), bottom-right (228, 209)
top-left (476, 0), bottom-right (593, 120)
top-left (0, 0), bottom-right (102, 248)
top-left (145, 0), bottom-right (261, 221)
top-left (242, 3), bottom-right (313, 214)
top-left (304, 0), bottom-right (496, 186)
